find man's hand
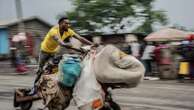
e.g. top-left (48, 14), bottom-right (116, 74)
top-left (61, 42), bottom-right (72, 47)
top-left (92, 43), bottom-right (99, 47)
top-left (91, 43), bottom-right (99, 49)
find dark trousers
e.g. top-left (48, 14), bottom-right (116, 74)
top-left (34, 50), bottom-right (55, 84)
top-left (142, 60), bottom-right (152, 76)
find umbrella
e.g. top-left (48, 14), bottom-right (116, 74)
top-left (145, 28), bottom-right (189, 41)
top-left (12, 32), bottom-right (27, 42)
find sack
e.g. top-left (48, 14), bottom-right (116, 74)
top-left (94, 45), bottom-right (145, 87)
top-left (58, 54), bottom-right (81, 87)
top-left (73, 52), bottom-right (104, 108)
top-left (37, 74), bottom-right (72, 109)
top-left (111, 50), bottom-right (132, 69)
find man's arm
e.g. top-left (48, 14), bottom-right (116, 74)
top-left (53, 36), bottom-right (71, 48)
top-left (73, 32), bottom-right (94, 45)
top-left (53, 36), bottom-right (83, 52)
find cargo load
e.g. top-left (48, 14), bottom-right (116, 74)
top-left (93, 45), bottom-right (145, 87)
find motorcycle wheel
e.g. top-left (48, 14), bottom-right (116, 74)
top-left (20, 101), bottom-right (33, 110)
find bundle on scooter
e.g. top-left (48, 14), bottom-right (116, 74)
top-left (37, 54), bottom-right (82, 110)
top-left (93, 45), bottom-right (145, 88)
top-left (73, 45), bottom-right (145, 110)
top-left (37, 74), bottom-right (72, 110)
top-left (73, 50), bottom-right (104, 109)
top-left (58, 54), bottom-right (82, 87)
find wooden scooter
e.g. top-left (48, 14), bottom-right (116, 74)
top-left (14, 88), bottom-right (41, 110)
top-left (13, 47), bottom-right (86, 110)
top-left (13, 55), bottom-right (63, 110)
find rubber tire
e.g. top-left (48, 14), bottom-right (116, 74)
top-left (20, 101), bottom-right (33, 110)
top-left (100, 101), bottom-right (121, 110)
top-left (109, 101), bottom-right (121, 110)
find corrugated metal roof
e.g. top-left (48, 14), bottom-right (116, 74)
top-left (0, 16), bottom-right (52, 27)
top-left (0, 19), bottom-right (17, 26)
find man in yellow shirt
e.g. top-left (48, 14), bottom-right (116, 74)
top-left (34, 17), bottom-right (94, 84)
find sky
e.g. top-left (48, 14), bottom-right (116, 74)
top-left (154, 0), bottom-right (194, 30)
top-left (0, 0), bottom-right (193, 30)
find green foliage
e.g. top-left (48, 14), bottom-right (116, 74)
top-left (134, 10), bottom-right (168, 34)
top-left (61, 0), bottom-right (168, 34)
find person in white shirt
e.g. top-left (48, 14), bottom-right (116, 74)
top-left (130, 41), bottom-right (140, 58)
top-left (141, 42), bottom-right (155, 76)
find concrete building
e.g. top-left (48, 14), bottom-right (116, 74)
top-left (0, 16), bottom-right (52, 57)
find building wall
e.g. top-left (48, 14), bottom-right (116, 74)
top-left (90, 34), bottom-right (142, 53)
top-left (7, 20), bottom-right (51, 57)
top-left (8, 20), bottom-right (51, 38)
top-left (0, 28), bottom-right (9, 55)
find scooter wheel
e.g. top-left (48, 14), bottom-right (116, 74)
top-left (109, 101), bottom-right (121, 110)
top-left (100, 101), bottom-right (121, 110)
top-left (20, 101), bottom-right (33, 110)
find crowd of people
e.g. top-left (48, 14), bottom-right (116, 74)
top-left (127, 40), bottom-right (194, 80)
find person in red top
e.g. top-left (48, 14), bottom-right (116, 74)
top-left (153, 43), bottom-right (175, 79)
top-left (154, 44), bottom-right (172, 65)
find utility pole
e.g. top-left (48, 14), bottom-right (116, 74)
top-left (15, 0), bottom-right (25, 32)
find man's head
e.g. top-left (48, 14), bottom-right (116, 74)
top-left (58, 17), bottom-right (70, 32)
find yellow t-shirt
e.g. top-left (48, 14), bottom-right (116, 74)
top-left (41, 26), bottom-right (76, 53)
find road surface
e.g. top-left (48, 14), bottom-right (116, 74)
top-left (0, 73), bottom-right (194, 110)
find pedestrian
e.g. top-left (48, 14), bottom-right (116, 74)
top-left (141, 42), bottom-right (155, 76)
top-left (130, 41), bottom-right (140, 59)
top-left (154, 43), bottom-right (175, 79)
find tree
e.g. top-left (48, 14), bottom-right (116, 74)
top-left (60, 0), bottom-right (168, 34)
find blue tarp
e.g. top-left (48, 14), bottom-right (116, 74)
top-left (59, 56), bottom-right (81, 87)
top-left (0, 28), bottom-right (9, 54)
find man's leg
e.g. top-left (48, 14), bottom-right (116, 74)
top-left (29, 51), bottom-right (54, 95)
top-left (35, 51), bottom-right (54, 84)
